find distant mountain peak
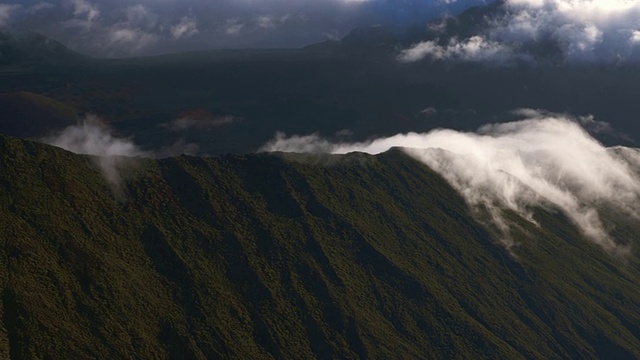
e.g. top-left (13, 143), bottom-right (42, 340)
top-left (0, 30), bottom-right (86, 66)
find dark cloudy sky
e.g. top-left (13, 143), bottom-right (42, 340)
top-left (397, 0), bottom-right (640, 63)
top-left (0, 0), bottom-right (488, 57)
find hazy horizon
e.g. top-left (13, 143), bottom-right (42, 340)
top-left (0, 0), bottom-right (489, 58)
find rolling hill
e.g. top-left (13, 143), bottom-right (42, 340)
top-left (0, 92), bottom-right (78, 139)
top-left (1, 133), bottom-right (640, 358)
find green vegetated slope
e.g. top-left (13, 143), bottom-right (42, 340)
top-left (1, 134), bottom-right (640, 359)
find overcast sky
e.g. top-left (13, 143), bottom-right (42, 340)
top-left (399, 0), bottom-right (640, 63)
top-left (0, 0), bottom-right (488, 57)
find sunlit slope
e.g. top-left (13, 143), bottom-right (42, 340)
top-left (1, 134), bottom-right (640, 359)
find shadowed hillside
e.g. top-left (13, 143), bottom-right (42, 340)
top-left (1, 134), bottom-right (640, 358)
top-left (0, 31), bottom-right (86, 69)
top-left (0, 92), bottom-right (78, 139)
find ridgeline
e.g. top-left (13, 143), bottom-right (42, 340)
top-left (1, 134), bottom-right (640, 358)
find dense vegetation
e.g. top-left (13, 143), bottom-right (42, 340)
top-left (1, 134), bottom-right (640, 358)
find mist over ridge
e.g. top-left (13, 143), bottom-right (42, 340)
top-left (5, 128), bottom-right (640, 358)
top-left (262, 109), bottom-right (640, 254)
top-left (42, 115), bottom-right (199, 185)
top-left (40, 109), bottom-right (640, 254)
top-left (5, 1), bottom-right (640, 357)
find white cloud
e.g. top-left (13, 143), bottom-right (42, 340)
top-left (0, 2), bottom-right (53, 28)
top-left (43, 114), bottom-right (201, 184)
top-left (255, 14), bottom-right (291, 29)
top-left (43, 115), bottom-right (148, 185)
top-left (398, 36), bottom-right (518, 63)
top-left (171, 15), bottom-right (198, 40)
top-left (224, 18), bottom-right (244, 35)
top-left (398, 40), bottom-right (445, 62)
top-left (496, 0), bottom-right (640, 61)
top-left (27, 2), bottom-right (54, 15)
top-left (98, 5), bottom-right (162, 54)
top-left (0, 4), bottom-right (21, 27)
top-left (256, 15), bottom-right (277, 29)
top-left (397, 0), bottom-right (640, 63)
top-left (0, 0), bottom-right (477, 57)
top-left (107, 26), bottom-right (159, 52)
top-left (123, 4), bottom-right (157, 27)
top-left (71, 0), bottom-right (99, 22)
top-left (64, 0), bottom-right (100, 31)
top-left (261, 110), bottom-right (640, 255)
top-left (65, 4), bottom-right (161, 55)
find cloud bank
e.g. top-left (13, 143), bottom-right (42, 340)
top-left (400, 0), bottom-right (640, 63)
top-left (262, 110), bottom-right (640, 254)
top-left (398, 35), bottom-right (519, 64)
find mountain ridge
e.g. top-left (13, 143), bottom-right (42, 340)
top-left (1, 133), bottom-right (640, 358)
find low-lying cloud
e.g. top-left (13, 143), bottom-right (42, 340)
top-left (43, 115), bottom-right (148, 185)
top-left (262, 110), bottom-right (640, 255)
top-left (398, 36), bottom-right (520, 64)
top-left (0, 4), bottom-right (20, 27)
top-left (170, 15), bottom-right (198, 40)
top-left (43, 115), bottom-right (198, 185)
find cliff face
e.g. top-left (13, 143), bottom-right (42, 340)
top-left (1, 134), bottom-right (640, 359)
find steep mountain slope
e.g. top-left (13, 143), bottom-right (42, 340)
top-left (1, 134), bottom-right (640, 358)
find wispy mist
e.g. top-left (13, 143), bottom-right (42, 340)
top-left (43, 115), bottom-right (148, 185)
top-left (43, 115), bottom-right (198, 184)
top-left (262, 110), bottom-right (640, 254)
